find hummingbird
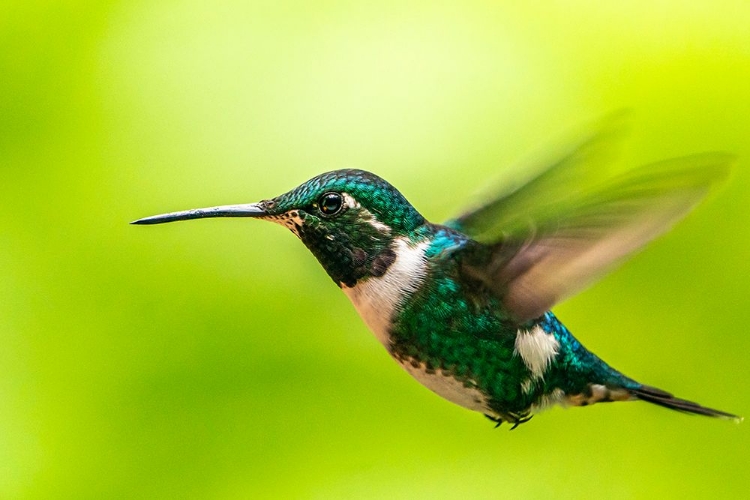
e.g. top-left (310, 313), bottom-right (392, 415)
top-left (133, 124), bottom-right (741, 428)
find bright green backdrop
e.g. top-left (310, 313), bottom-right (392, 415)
top-left (2, 1), bottom-right (749, 498)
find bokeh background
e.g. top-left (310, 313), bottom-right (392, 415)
top-left (2, 1), bottom-right (749, 498)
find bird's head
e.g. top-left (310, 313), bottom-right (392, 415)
top-left (133, 169), bottom-right (426, 287)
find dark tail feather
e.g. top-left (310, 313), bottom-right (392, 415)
top-left (632, 385), bottom-right (742, 422)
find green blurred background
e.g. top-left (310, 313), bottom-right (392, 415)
top-left (2, 1), bottom-right (749, 498)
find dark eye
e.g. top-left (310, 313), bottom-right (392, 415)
top-left (318, 192), bottom-right (343, 216)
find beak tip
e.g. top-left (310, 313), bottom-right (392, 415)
top-left (130, 215), bottom-right (167, 225)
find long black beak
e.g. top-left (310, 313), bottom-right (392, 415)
top-left (131, 203), bottom-right (268, 225)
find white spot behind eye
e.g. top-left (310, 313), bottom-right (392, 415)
top-left (342, 193), bottom-right (359, 209)
top-left (342, 193), bottom-right (390, 234)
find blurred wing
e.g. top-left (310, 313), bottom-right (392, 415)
top-left (455, 153), bottom-right (733, 323)
top-left (445, 111), bottom-right (630, 240)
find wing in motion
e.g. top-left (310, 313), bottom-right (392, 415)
top-left (448, 119), bottom-right (733, 323)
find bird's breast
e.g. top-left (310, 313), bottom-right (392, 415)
top-left (342, 237), bottom-right (430, 346)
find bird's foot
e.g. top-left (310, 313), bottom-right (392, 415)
top-left (485, 412), bottom-right (533, 430)
top-left (509, 415), bottom-right (533, 430)
top-left (484, 414), bottom-right (503, 428)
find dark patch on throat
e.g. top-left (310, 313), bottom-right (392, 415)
top-left (290, 208), bottom-right (400, 288)
top-left (370, 248), bottom-right (396, 277)
top-left (351, 247), bottom-right (367, 267)
top-left (338, 246), bottom-right (397, 287)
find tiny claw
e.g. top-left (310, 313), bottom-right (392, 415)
top-left (510, 415), bottom-right (533, 430)
top-left (484, 414), bottom-right (503, 429)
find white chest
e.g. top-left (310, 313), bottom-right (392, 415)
top-left (342, 237), bottom-right (429, 346)
top-left (342, 238), bottom-right (491, 414)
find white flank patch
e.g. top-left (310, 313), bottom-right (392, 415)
top-left (514, 324), bottom-right (560, 379)
top-left (342, 237), bottom-right (429, 345)
top-left (401, 359), bottom-right (489, 413)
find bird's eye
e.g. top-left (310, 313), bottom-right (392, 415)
top-left (318, 192), bottom-right (343, 216)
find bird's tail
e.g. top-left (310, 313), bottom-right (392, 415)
top-left (631, 384), bottom-right (742, 422)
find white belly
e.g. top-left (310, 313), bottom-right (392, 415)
top-left (399, 358), bottom-right (490, 413)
